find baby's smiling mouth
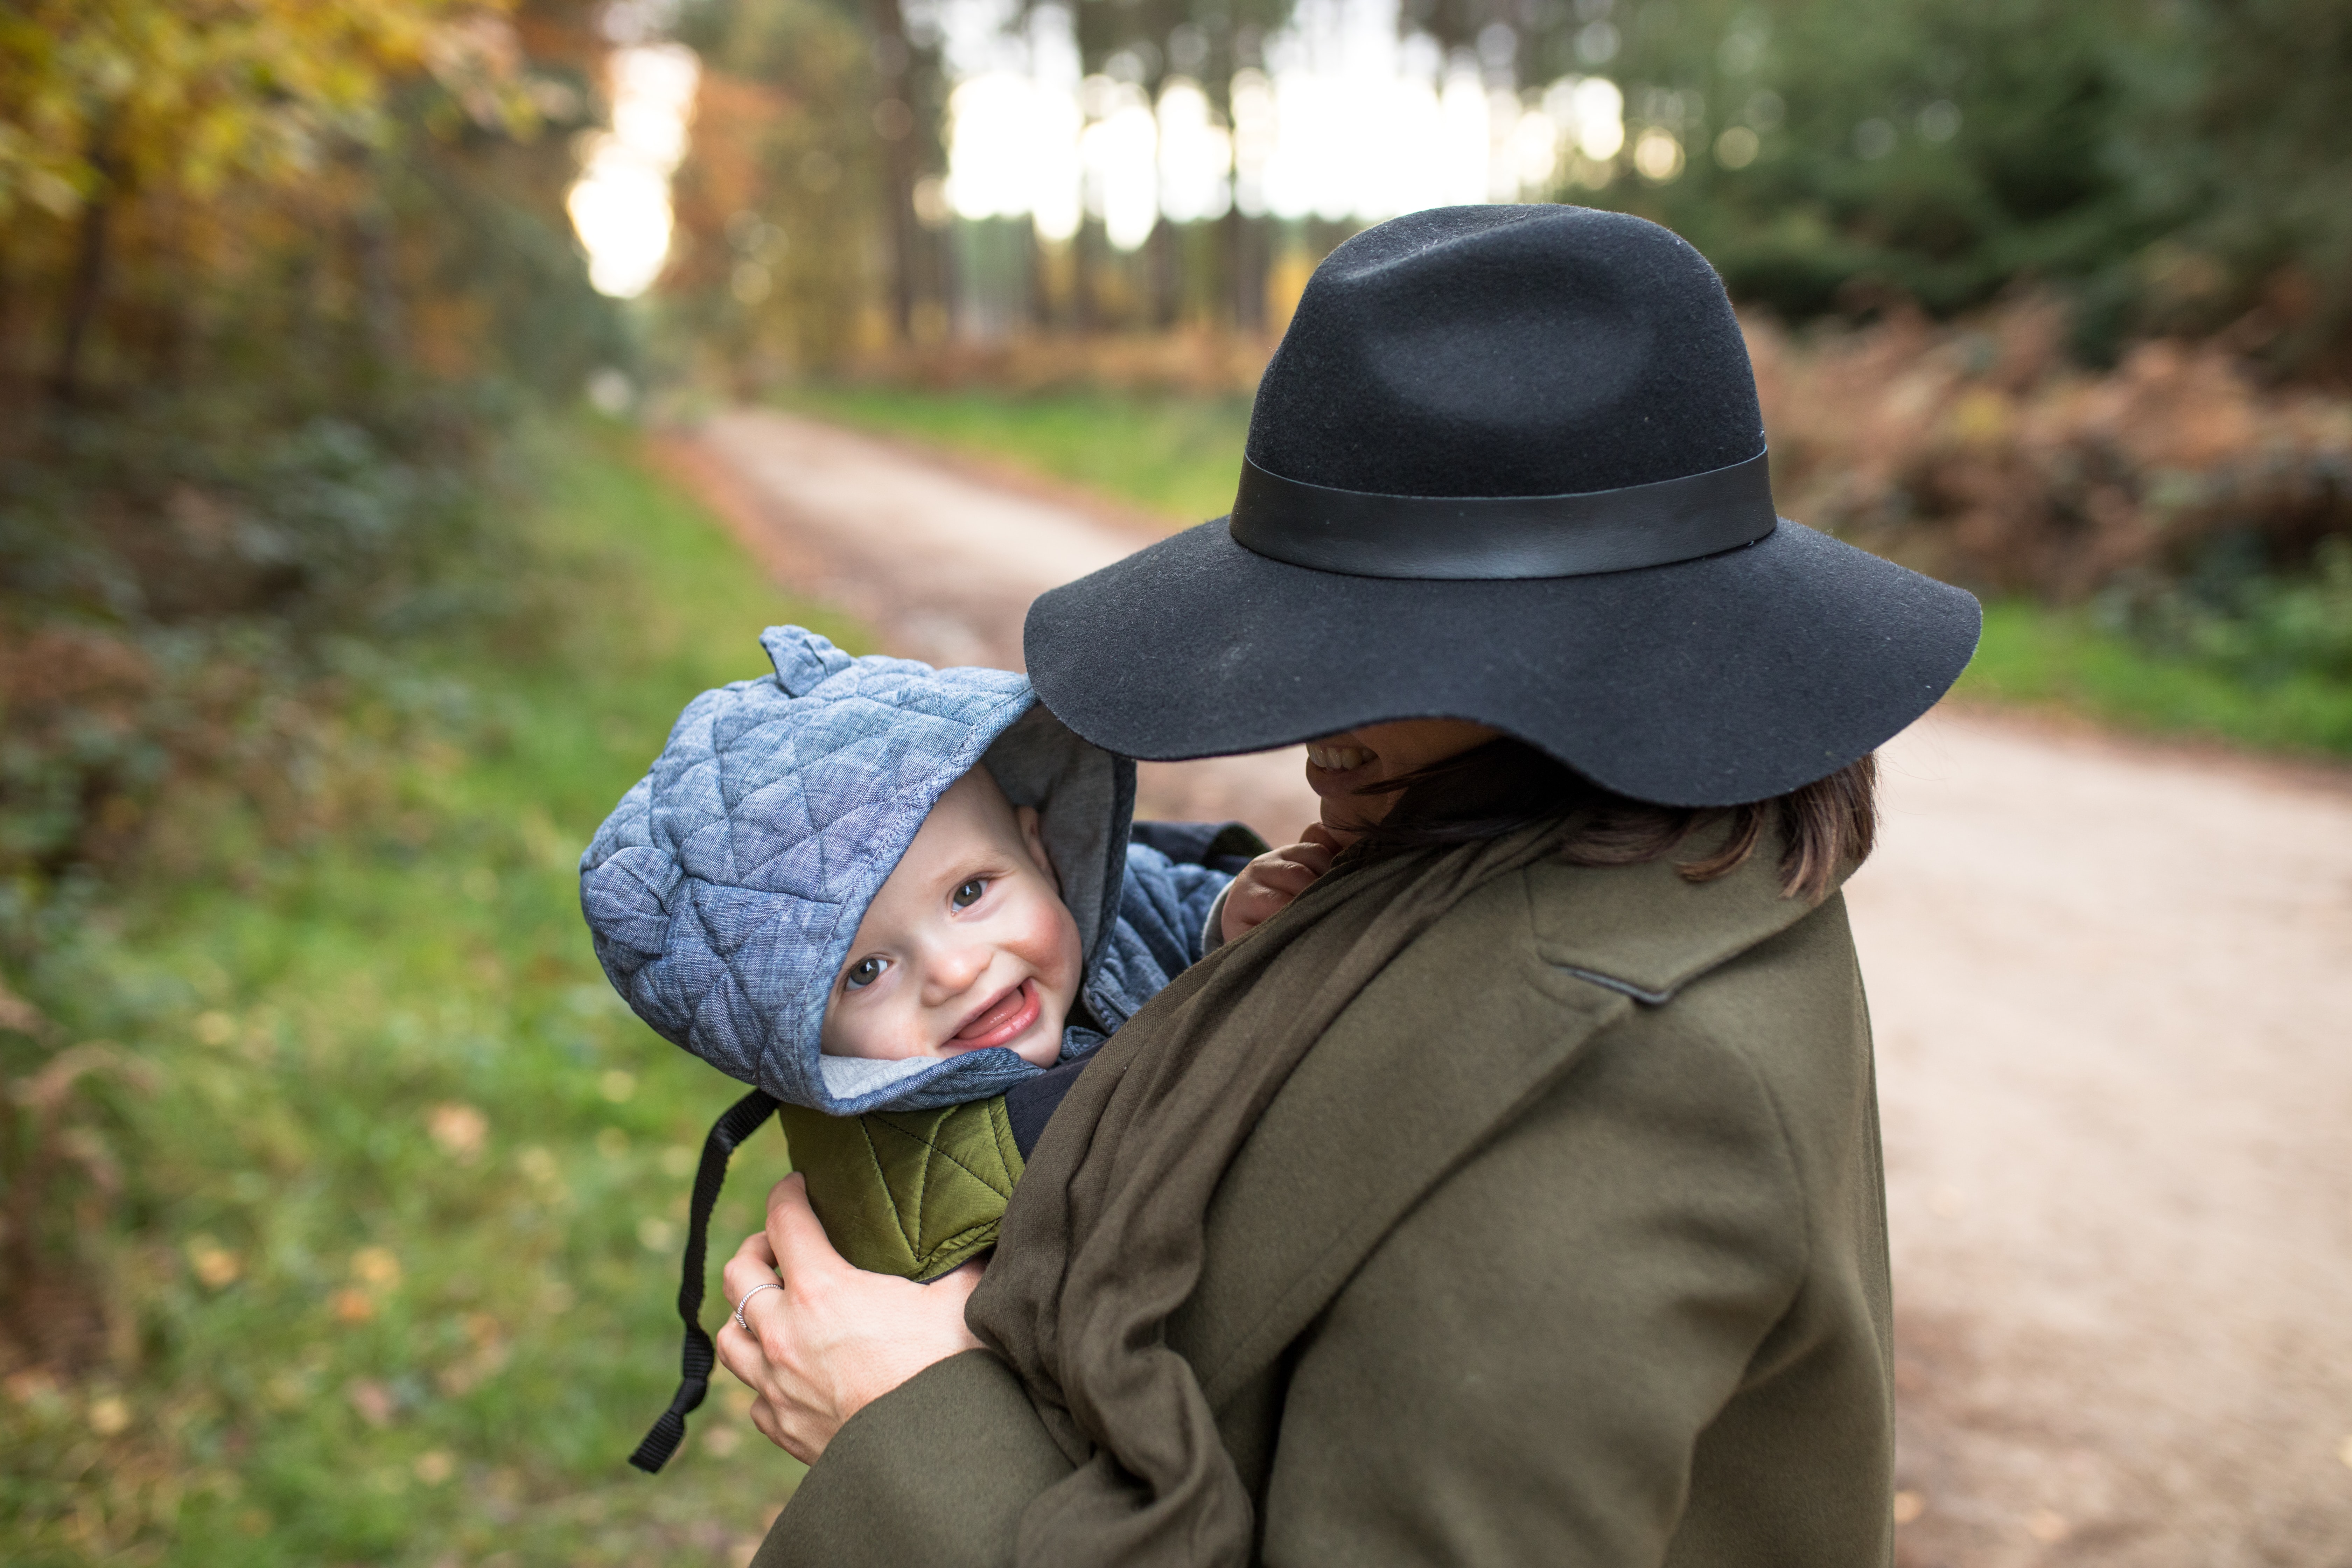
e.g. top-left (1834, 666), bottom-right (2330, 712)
top-left (945, 978), bottom-right (1043, 1053)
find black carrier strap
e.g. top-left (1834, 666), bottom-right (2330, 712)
top-left (628, 1087), bottom-right (779, 1474)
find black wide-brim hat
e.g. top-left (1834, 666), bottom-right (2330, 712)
top-left (1024, 205), bottom-right (1980, 807)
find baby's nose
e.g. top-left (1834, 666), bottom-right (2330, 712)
top-left (922, 940), bottom-right (993, 1000)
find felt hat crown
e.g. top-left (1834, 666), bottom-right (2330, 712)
top-left (1024, 205), bottom-right (1981, 806)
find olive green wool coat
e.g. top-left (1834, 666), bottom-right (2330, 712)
top-left (755, 844), bottom-right (1895, 1568)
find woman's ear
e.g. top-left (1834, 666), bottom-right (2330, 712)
top-left (1015, 805), bottom-right (1063, 895)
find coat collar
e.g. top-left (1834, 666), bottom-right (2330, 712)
top-left (1169, 840), bottom-right (1834, 1412)
top-left (1526, 831), bottom-right (1848, 1004)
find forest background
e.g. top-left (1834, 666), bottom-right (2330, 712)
top-left (1, 0), bottom-right (2348, 1562)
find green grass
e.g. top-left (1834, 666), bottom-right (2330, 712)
top-left (783, 385), bottom-right (1253, 526)
top-left (1956, 600), bottom-right (2352, 755)
top-left (2, 425), bottom-right (858, 1565)
top-left (786, 386), bottom-right (2352, 761)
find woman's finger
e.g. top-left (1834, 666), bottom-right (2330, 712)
top-left (721, 1241), bottom-right (782, 1312)
top-left (1286, 839), bottom-right (1337, 875)
top-left (714, 1314), bottom-right (775, 1394)
top-left (729, 1228), bottom-right (779, 1269)
top-left (1270, 854), bottom-right (1325, 887)
top-left (764, 1174), bottom-right (850, 1281)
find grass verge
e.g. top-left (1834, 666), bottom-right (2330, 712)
top-left (2, 423), bottom-right (850, 1566)
top-left (1955, 602), bottom-right (2352, 755)
top-left (786, 386), bottom-right (2352, 760)
top-left (781, 385), bottom-right (1254, 526)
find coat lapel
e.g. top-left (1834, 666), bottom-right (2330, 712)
top-left (1170, 845), bottom-right (1836, 1415)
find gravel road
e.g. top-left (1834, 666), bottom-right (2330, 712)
top-left (666, 408), bottom-right (2352, 1567)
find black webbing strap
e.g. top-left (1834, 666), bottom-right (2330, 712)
top-left (628, 1086), bottom-right (780, 1474)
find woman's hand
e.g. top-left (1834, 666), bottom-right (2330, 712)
top-left (1221, 824), bottom-right (1340, 944)
top-left (715, 1173), bottom-right (986, 1464)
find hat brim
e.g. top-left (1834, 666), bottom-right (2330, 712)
top-left (1023, 519), bottom-right (1981, 807)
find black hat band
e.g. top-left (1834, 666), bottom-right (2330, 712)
top-left (1229, 448), bottom-right (1779, 581)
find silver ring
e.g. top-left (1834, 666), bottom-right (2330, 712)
top-left (732, 1279), bottom-right (783, 1333)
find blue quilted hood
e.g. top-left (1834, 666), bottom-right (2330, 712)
top-left (579, 626), bottom-right (1137, 1115)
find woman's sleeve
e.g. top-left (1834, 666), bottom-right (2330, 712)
top-left (750, 1350), bottom-right (1071, 1568)
top-left (1259, 1012), bottom-right (1809, 1568)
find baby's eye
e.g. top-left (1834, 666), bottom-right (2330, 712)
top-left (951, 878), bottom-right (988, 910)
top-left (844, 955), bottom-right (890, 990)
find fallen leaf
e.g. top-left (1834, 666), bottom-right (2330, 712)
top-left (351, 1246), bottom-right (401, 1288)
top-left (427, 1103), bottom-right (489, 1163)
top-left (188, 1235), bottom-right (242, 1289)
top-left (346, 1378), bottom-right (396, 1428)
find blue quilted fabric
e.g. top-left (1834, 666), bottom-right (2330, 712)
top-left (579, 626), bottom-right (1228, 1115)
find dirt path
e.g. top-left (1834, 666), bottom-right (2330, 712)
top-left (669, 408), bottom-right (2352, 1567)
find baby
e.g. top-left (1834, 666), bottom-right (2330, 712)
top-left (581, 627), bottom-right (1315, 1468)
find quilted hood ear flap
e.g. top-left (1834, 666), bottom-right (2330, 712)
top-left (979, 704), bottom-right (1134, 977)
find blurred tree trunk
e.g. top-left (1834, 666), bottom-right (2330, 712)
top-left (1149, 221), bottom-right (1178, 328)
top-left (1025, 223), bottom-right (1052, 333)
top-left (1226, 209), bottom-right (1266, 334)
top-left (1074, 220), bottom-right (1099, 333)
top-left (51, 143), bottom-right (116, 405)
top-left (865, 0), bottom-right (917, 342)
top-left (351, 145), bottom-right (405, 379)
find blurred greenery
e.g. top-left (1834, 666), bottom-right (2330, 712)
top-left (659, 0), bottom-right (2352, 375)
top-left (783, 385), bottom-right (1255, 523)
top-left (1, 426), bottom-right (844, 1564)
top-left (659, 0), bottom-right (888, 386)
top-left (1960, 597), bottom-right (2352, 755)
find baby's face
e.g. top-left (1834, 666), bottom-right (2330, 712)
top-left (819, 769), bottom-right (1080, 1070)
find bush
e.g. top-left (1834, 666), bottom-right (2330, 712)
top-left (1750, 301), bottom-right (2352, 600)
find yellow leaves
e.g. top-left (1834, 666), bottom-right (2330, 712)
top-left (0, 0), bottom-right (538, 218)
top-left (422, 12), bottom-right (543, 137)
top-left (186, 1234), bottom-right (243, 1289)
top-left (87, 1392), bottom-right (132, 1435)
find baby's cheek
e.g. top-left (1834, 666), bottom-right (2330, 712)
top-left (819, 1003), bottom-right (925, 1061)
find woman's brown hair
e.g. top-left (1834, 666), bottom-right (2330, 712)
top-left (1349, 737), bottom-right (1877, 903)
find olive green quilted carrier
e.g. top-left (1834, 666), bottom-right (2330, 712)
top-left (776, 1098), bottom-right (1026, 1283)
